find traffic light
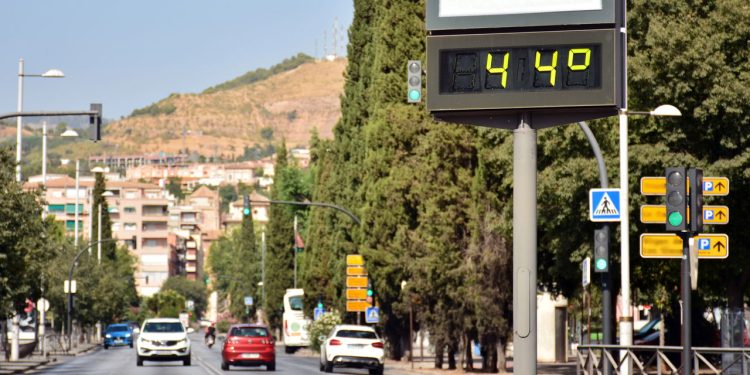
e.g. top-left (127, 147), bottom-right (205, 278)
top-left (367, 278), bottom-right (374, 297)
top-left (665, 167), bottom-right (688, 231)
top-left (89, 103), bottom-right (102, 142)
top-left (243, 194), bottom-right (251, 217)
top-left (407, 60), bottom-right (422, 103)
top-left (594, 227), bottom-right (609, 272)
top-left (688, 168), bottom-right (703, 233)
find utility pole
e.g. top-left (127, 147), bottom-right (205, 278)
top-left (293, 215), bottom-right (298, 289)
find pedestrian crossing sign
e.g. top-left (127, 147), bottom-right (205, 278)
top-left (365, 307), bottom-right (380, 324)
top-left (589, 188), bottom-right (622, 222)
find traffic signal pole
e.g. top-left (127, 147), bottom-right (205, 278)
top-left (680, 232), bottom-right (692, 375)
top-left (513, 113), bottom-right (537, 375)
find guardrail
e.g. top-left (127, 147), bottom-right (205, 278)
top-left (577, 344), bottom-right (750, 374)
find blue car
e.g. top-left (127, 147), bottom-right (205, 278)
top-left (104, 323), bottom-right (134, 349)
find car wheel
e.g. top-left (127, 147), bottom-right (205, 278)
top-left (319, 361), bottom-right (324, 371)
top-left (129, 342), bottom-right (133, 348)
top-left (221, 361), bottom-right (229, 370)
top-left (183, 355), bottom-right (191, 366)
top-left (369, 364), bottom-right (384, 375)
top-left (136, 356), bottom-right (143, 366)
top-left (103, 344), bottom-right (109, 350)
top-left (324, 360), bottom-right (333, 373)
top-left (284, 346), bottom-right (295, 354)
top-left (267, 360), bottom-right (276, 371)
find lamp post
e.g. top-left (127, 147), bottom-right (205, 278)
top-left (618, 104), bottom-right (681, 373)
top-left (40, 123), bottom-right (78, 219)
top-left (74, 160), bottom-right (80, 247)
top-left (400, 280), bottom-right (413, 370)
top-left (16, 58), bottom-right (64, 182)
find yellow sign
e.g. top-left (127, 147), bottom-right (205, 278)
top-left (640, 233), bottom-right (728, 259)
top-left (703, 206), bottom-right (729, 224)
top-left (346, 254), bottom-right (364, 266)
top-left (640, 177), bottom-right (666, 196)
top-left (346, 289), bottom-right (368, 300)
top-left (640, 205), bottom-right (729, 225)
top-left (346, 266), bottom-right (367, 276)
top-left (702, 177), bottom-right (729, 196)
top-left (346, 276), bottom-right (368, 288)
top-left (346, 300), bottom-right (370, 312)
top-left (640, 176), bottom-right (729, 196)
top-left (640, 205), bottom-right (667, 224)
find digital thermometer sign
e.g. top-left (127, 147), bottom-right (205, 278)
top-left (426, 29), bottom-right (621, 127)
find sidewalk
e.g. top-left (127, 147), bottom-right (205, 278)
top-left (293, 348), bottom-right (576, 374)
top-left (0, 342), bottom-right (99, 375)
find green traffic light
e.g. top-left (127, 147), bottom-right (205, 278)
top-left (408, 89), bottom-right (421, 101)
top-left (668, 211), bottom-right (683, 226)
top-left (317, 302), bottom-right (323, 309)
top-left (367, 289), bottom-right (373, 297)
top-left (243, 207), bottom-right (250, 216)
top-left (595, 259), bottom-right (607, 271)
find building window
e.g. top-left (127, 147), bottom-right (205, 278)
top-left (124, 191), bottom-right (137, 199)
top-left (141, 254), bottom-right (168, 265)
top-left (111, 222), bottom-right (121, 231)
top-left (124, 223), bottom-right (137, 231)
top-left (65, 204), bottom-right (84, 214)
top-left (48, 204), bottom-right (65, 213)
top-left (124, 207), bottom-right (136, 214)
top-left (65, 220), bottom-right (83, 231)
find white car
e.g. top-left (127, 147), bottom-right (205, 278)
top-left (136, 318), bottom-right (192, 366)
top-left (319, 325), bottom-right (385, 375)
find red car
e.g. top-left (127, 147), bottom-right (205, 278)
top-left (221, 324), bottom-right (276, 371)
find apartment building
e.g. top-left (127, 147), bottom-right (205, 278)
top-left (25, 177), bottom-right (173, 297)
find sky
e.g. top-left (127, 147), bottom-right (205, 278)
top-left (0, 1), bottom-right (353, 120)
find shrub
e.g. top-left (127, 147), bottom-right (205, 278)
top-left (306, 312), bottom-right (342, 353)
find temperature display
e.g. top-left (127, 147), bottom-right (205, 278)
top-left (440, 45), bottom-right (601, 94)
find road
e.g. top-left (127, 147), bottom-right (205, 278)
top-left (30, 333), bottom-right (375, 375)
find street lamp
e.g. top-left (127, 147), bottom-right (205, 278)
top-left (16, 58), bottom-right (65, 182)
top-left (40, 123), bottom-right (78, 219)
top-left (617, 104), bottom-right (682, 371)
top-left (400, 280), bottom-right (413, 370)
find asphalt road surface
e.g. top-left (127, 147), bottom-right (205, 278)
top-left (30, 334), bottom-right (374, 375)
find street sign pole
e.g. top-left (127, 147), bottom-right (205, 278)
top-left (513, 113), bottom-right (537, 374)
top-left (680, 232), bottom-right (692, 375)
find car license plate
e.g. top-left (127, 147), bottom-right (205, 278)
top-left (348, 344), bottom-right (365, 349)
top-left (241, 353), bottom-right (260, 359)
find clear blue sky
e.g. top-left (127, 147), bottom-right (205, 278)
top-left (0, 1), bottom-right (353, 120)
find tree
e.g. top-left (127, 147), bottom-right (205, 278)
top-left (161, 276), bottom-right (208, 318)
top-left (144, 290), bottom-right (186, 318)
top-left (91, 172), bottom-right (116, 261)
top-left (166, 178), bottom-right (185, 201)
top-left (0, 147), bottom-right (49, 318)
top-left (264, 141), bottom-right (310, 330)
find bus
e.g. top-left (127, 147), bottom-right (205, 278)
top-left (282, 288), bottom-right (311, 353)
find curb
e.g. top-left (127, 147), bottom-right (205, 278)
top-left (0, 359), bottom-right (50, 375)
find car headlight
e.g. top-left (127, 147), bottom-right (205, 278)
top-left (125, 333), bottom-right (131, 337)
top-left (105, 334), bottom-right (112, 338)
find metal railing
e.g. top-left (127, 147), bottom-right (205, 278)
top-left (577, 344), bottom-right (750, 374)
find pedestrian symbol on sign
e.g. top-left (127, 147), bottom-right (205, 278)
top-left (589, 189), bottom-right (622, 222)
top-left (698, 238), bottom-right (711, 251)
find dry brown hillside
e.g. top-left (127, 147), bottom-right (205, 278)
top-left (105, 58), bottom-right (346, 156)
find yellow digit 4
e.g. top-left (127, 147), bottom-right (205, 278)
top-left (568, 48), bottom-right (591, 71)
top-left (486, 52), bottom-right (510, 88)
top-left (535, 50), bottom-right (558, 86)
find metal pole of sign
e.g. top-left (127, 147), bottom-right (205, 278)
top-left (681, 233), bottom-right (692, 374)
top-left (513, 113), bottom-right (537, 375)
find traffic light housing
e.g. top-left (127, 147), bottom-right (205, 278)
top-left (688, 168), bottom-right (703, 233)
top-left (665, 167), bottom-right (688, 231)
top-left (243, 194), bottom-right (251, 217)
top-left (89, 103), bottom-right (102, 142)
top-left (594, 227), bottom-right (609, 272)
top-left (407, 60), bottom-right (422, 103)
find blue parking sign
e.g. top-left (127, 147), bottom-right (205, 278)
top-left (698, 238), bottom-right (711, 251)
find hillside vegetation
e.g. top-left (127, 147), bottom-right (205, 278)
top-left (103, 55), bottom-right (346, 157)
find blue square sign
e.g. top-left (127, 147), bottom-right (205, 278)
top-left (589, 189), bottom-right (622, 222)
top-left (698, 238), bottom-right (711, 251)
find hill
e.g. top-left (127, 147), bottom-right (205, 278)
top-left (103, 55), bottom-right (346, 157)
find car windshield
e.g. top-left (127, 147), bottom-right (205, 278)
top-left (107, 326), bottom-right (129, 332)
top-left (143, 322), bottom-right (184, 333)
top-left (336, 330), bottom-right (377, 339)
top-left (230, 327), bottom-right (269, 337)
top-left (289, 296), bottom-right (303, 311)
